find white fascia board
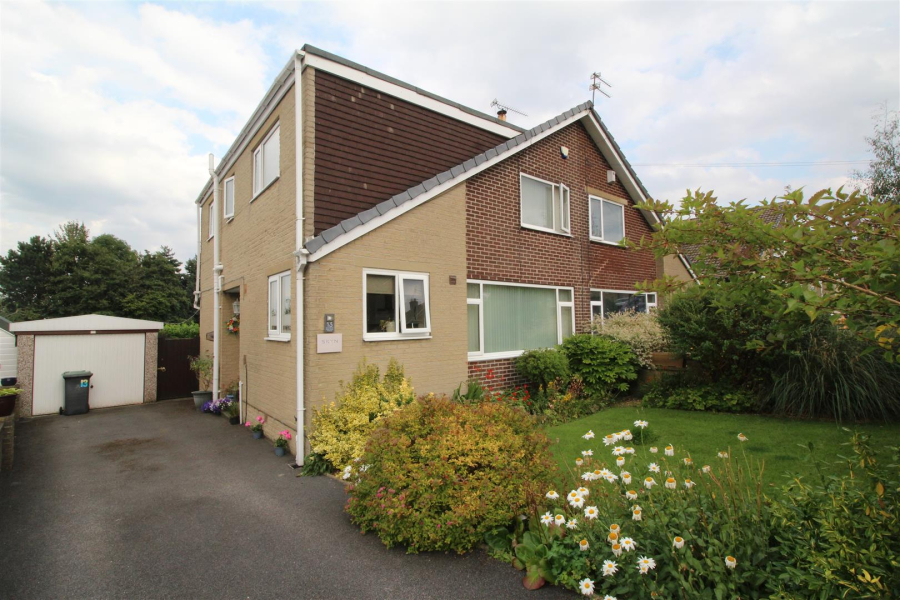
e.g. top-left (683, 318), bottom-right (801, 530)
top-left (303, 53), bottom-right (520, 139)
top-left (307, 108), bottom-right (593, 262)
top-left (195, 57), bottom-right (298, 205)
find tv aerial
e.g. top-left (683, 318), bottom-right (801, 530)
top-left (590, 72), bottom-right (612, 103)
top-left (490, 98), bottom-right (527, 120)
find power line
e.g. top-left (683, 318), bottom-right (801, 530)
top-left (631, 160), bottom-right (870, 168)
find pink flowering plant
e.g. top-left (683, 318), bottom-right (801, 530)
top-left (274, 430), bottom-right (292, 449)
top-left (244, 415), bottom-right (265, 433)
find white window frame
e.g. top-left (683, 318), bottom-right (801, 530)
top-left (589, 195), bottom-right (626, 245)
top-left (252, 123), bottom-right (280, 199)
top-left (519, 173), bottom-right (571, 236)
top-left (467, 284), bottom-right (484, 355)
top-left (266, 270), bottom-right (291, 341)
top-left (362, 268), bottom-right (432, 342)
top-left (590, 288), bottom-right (658, 323)
top-left (223, 176), bottom-right (235, 220)
top-left (467, 280), bottom-right (576, 361)
top-left (207, 200), bottom-right (215, 240)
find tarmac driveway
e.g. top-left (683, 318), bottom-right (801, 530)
top-left (0, 399), bottom-right (571, 599)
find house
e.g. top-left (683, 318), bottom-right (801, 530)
top-left (194, 46), bottom-right (693, 460)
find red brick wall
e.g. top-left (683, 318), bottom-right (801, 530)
top-left (466, 120), bottom-right (659, 388)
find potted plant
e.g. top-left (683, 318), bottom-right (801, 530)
top-left (221, 399), bottom-right (240, 425)
top-left (274, 430), bottom-right (292, 456)
top-left (226, 316), bottom-right (239, 335)
top-left (189, 354), bottom-right (214, 411)
top-left (0, 387), bottom-right (21, 418)
top-left (245, 415), bottom-right (265, 439)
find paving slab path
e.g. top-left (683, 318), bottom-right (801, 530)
top-left (0, 399), bottom-right (571, 599)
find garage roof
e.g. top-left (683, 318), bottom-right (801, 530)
top-left (10, 314), bottom-right (164, 334)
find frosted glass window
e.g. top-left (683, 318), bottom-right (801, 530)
top-left (467, 304), bottom-right (480, 353)
top-left (483, 285), bottom-right (558, 354)
top-left (560, 306), bottom-right (574, 339)
top-left (280, 273), bottom-right (291, 333)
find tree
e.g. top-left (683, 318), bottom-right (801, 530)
top-left (636, 188), bottom-right (900, 360)
top-left (0, 236), bottom-right (55, 320)
top-left (853, 108), bottom-right (899, 204)
top-left (122, 246), bottom-right (192, 322)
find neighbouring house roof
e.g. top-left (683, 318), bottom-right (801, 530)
top-left (10, 314), bottom-right (164, 334)
top-left (679, 206), bottom-right (786, 272)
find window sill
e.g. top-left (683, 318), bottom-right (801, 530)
top-left (521, 224), bottom-right (572, 238)
top-left (363, 334), bottom-right (432, 342)
top-left (264, 336), bottom-right (291, 342)
top-left (224, 215), bottom-right (235, 223)
top-left (468, 350), bottom-right (526, 362)
top-left (590, 238), bottom-right (625, 247)
top-left (251, 176), bottom-right (280, 203)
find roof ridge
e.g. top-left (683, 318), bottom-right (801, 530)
top-left (305, 101), bottom-right (594, 253)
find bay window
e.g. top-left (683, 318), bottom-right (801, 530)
top-left (467, 281), bottom-right (576, 359)
top-left (363, 269), bottom-right (431, 340)
top-left (520, 174), bottom-right (570, 235)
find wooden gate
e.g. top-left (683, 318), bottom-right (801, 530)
top-left (157, 337), bottom-right (200, 400)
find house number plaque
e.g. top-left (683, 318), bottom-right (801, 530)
top-left (316, 333), bottom-right (343, 354)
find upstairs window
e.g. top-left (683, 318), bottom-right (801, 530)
top-left (253, 124), bottom-right (280, 198)
top-left (267, 271), bottom-right (292, 340)
top-left (223, 177), bottom-right (235, 220)
top-left (520, 174), bottom-right (570, 235)
top-left (590, 195), bottom-right (626, 243)
top-left (364, 269), bottom-right (431, 341)
top-left (590, 289), bottom-right (657, 321)
top-left (208, 201), bottom-right (215, 239)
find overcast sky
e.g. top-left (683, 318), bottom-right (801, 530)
top-left (1, 1), bottom-right (897, 262)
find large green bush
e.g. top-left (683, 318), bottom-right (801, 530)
top-left (345, 395), bottom-right (555, 554)
top-left (162, 322), bottom-right (200, 338)
top-left (560, 334), bottom-right (638, 398)
top-left (307, 360), bottom-right (415, 471)
top-left (516, 348), bottom-right (569, 390)
top-left (593, 310), bottom-right (669, 369)
top-left (643, 374), bottom-right (757, 413)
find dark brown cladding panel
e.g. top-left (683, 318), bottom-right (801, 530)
top-left (313, 69), bottom-right (507, 234)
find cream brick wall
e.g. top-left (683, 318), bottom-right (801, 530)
top-left (199, 81), bottom-right (299, 451)
top-left (303, 183), bottom-right (469, 453)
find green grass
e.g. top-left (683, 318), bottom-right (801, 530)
top-left (545, 407), bottom-right (900, 491)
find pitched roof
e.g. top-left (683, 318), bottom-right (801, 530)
top-left (305, 101), bottom-right (595, 255)
top-left (10, 314), bottom-right (164, 333)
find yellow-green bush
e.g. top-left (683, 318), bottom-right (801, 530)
top-left (308, 360), bottom-right (414, 470)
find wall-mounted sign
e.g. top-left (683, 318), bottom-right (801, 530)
top-left (205, 331), bottom-right (214, 341)
top-left (317, 333), bottom-right (343, 354)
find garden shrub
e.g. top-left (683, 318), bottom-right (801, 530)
top-left (345, 395), bottom-right (555, 554)
top-left (516, 348), bottom-right (570, 390)
top-left (560, 334), bottom-right (638, 399)
top-left (764, 325), bottom-right (900, 422)
top-left (307, 359), bottom-right (415, 471)
top-left (767, 434), bottom-right (900, 598)
top-left (643, 374), bottom-right (757, 413)
top-left (593, 310), bottom-right (669, 369)
top-left (161, 322), bottom-right (200, 338)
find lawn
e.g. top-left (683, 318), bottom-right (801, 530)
top-left (545, 406), bottom-right (900, 490)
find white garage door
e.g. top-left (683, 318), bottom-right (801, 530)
top-left (32, 334), bottom-right (145, 415)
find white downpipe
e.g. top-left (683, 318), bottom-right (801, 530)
top-left (209, 154), bottom-right (222, 400)
top-left (193, 205), bottom-right (202, 310)
top-left (294, 51), bottom-right (306, 465)
top-left (238, 380), bottom-right (244, 424)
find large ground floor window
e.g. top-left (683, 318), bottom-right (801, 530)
top-left (467, 280), bottom-right (575, 360)
top-left (590, 289), bottom-right (657, 321)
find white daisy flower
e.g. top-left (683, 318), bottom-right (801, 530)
top-left (684, 479), bottom-right (695, 489)
top-left (546, 490), bottom-right (560, 500)
top-left (584, 506), bottom-right (599, 520)
top-left (738, 433), bottom-right (748, 442)
top-left (634, 420), bottom-right (648, 429)
top-left (612, 446), bottom-right (626, 456)
top-left (601, 560), bottom-right (618, 577)
top-left (616, 457), bottom-right (625, 467)
top-left (665, 477), bottom-right (677, 490)
top-left (582, 471), bottom-right (594, 481)
top-left (623, 431), bottom-right (633, 441)
top-left (342, 466), bottom-right (353, 480)
top-left (607, 531), bottom-right (619, 544)
top-left (632, 508), bottom-right (642, 521)
top-left (568, 490), bottom-right (582, 502)
top-left (577, 486), bottom-right (590, 497)
top-left (637, 556), bottom-right (656, 574)
top-left (610, 543), bottom-right (623, 557)
top-left (673, 536), bottom-right (685, 549)
top-left (605, 473), bottom-right (618, 484)
top-left (578, 578), bottom-right (595, 596)
top-left (609, 523), bottom-right (620, 534)
top-left (583, 430), bottom-right (595, 440)
top-left (540, 512), bottom-right (552, 526)
top-left (621, 472), bottom-right (632, 485)
top-left (683, 457), bottom-right (693, 466)
top-left (603, 435), bottom-right (616, 446)
top-left (625, 447), bottom-right (635, 455)
top-left (569, 495), bottom-right (585, 509)
top-left (566, 518), bottom-right (578, 530)
top-left (554, 514), bottom-right (566, 527)
top-left (576, 458), bottom-right (584, 467)
top-left (621, 537), bottom-right (636, 552)
top-left (648, 463), bottom-right (660, 473)
top-left (603, 595), bottom-right (617, 600)
top-left (649, 447), bottom-right (658, 454)
top-left (582, 449), bottom-right (593, 457)
top-left (725, 555), bottom-right (737, 569)
top-left (598, 468), bottom-right (612, 479)
top-left (665, 445), bottom-right (674, 456)
top-left (625, 490), bottom-right (638, 500)
top-left (644, 477), bottom-right (656, 489)
top-left (579, 538), bottom-right (590, 551)
top-left (718, 451), bottom-right (729, 459)
top-left (702, 465), bottom-right (711, 473)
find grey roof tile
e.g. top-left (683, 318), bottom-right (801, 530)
top-left (463, 158), bottom-right (477, 171)
top-left (484, 148), bottom-right (498, 160)
top-left (305, 237), bottom-right (325, 253)
top-left (436, 170), bottom-right (453, 184)
top-left (514, 133), bottom-right (527, 145)
top-left (341, 215), bottom-right (362, 232)
top-left (376, 199), bottom-right (397, 215)
top-left (450, 164), bottom-right (465, 177)
top-left (406, 183), bottom-right (427, 199)
top-left (474, 153), bottom-right (488, 166)
top-left (421, 177), bottom-right (440, 191)
top-left (320, 225), bottom-right (344, 243)
top-left (358, 207), bottom-right (380, 224)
